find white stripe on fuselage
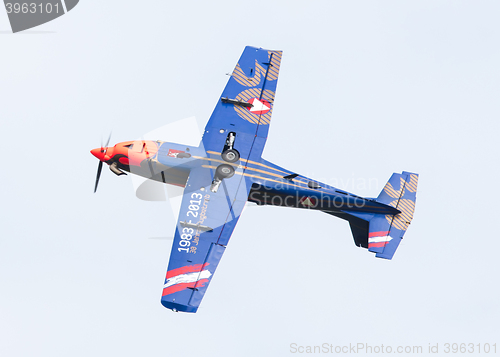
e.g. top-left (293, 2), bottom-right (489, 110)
top-left (164, 270), bottom-right (212, 288)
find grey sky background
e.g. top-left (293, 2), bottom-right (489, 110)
top-left (1, 1), bottom-right (499, 356)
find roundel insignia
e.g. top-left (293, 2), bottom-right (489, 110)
top-left (299, 196), bottom-right (317, 207)
top-left (234, 89), bottom-right (275, 125)
top-left (247, 98), bottom-right (271, 115)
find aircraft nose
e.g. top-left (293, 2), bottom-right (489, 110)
top-left (91, 147), bottom-right (106, 161)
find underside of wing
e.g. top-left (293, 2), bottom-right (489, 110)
top-left (203, 46), bottom-right (282, 160)
top-left (162, 47), bottom-right (284, 312)
top-left (161, 165), bottom-right (252, 313)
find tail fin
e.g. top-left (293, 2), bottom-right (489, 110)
top-left (326, 171), bottom-right (418, 260)
top-left (368, 171), bottom-right (418, 259)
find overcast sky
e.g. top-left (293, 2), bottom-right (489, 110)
top-left (1, 1), bottom-right (499, 356)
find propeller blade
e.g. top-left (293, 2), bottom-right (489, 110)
top-left (94, 132), bottom-right (112, 193)
top-left (104, 132), bottom-right (112, 149)
top-left (94, 161), bottom-right (103, 193)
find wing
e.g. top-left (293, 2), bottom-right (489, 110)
top-left (160, 165), bottom-right (251, 313)
top-left (161, 47), bottom-right (283, 313)
top-left (202, 46), bottom-right (282, 162)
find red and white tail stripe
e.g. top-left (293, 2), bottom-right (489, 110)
top-left (368, 231), bottom-right (392, 248)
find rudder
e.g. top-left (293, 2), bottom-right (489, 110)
top-left (369, 171), bottom-right (418, 259)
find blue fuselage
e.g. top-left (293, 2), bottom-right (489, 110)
top-left (121, 141), bottom-right (399, 216)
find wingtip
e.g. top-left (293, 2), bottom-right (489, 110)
top-left (161, 300), bottom-right (198, 313)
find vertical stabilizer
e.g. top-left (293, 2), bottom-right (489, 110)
top-left (369, 171), bottom-right (418, 259)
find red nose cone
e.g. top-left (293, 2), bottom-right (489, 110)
top-left (91, 148), bottom-right (106, 161)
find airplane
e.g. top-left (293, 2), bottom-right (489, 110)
top-left (91, 46), bottom-right (418, 313)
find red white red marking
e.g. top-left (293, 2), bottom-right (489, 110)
top-left (162, 263), bottom-right (211, 296)
top-left (247, 98), bottom-right (271, 115)
top-left (368, 231), bottom-right (392, 248)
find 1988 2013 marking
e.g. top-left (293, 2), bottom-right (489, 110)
top-left (5, 3), bottom-right (61, 14)
top-left (177, 193), bottom-right (203, 253)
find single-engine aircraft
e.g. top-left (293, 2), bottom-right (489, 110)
top-left (91, 47), bottom-right (418, 313)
